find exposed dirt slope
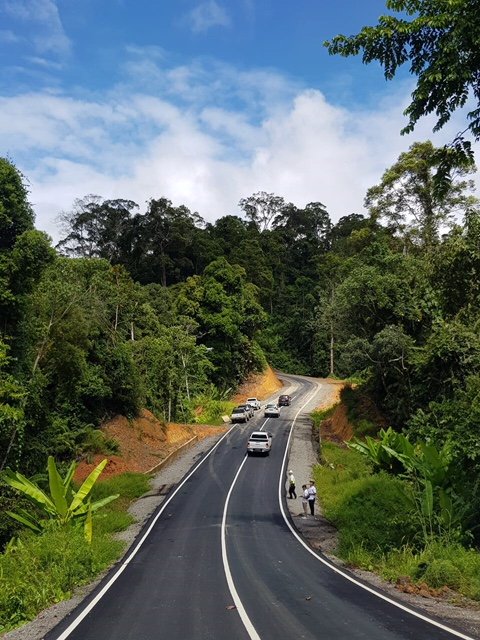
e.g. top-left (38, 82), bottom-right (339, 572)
top-left (75, 366), bottom-right (280, 483)
top-left (74, 410), bottom-right (226, 482)
top-left (321, 403), bottom-right (353, 444)
top-left (233, 365), bottom-right (283, 403)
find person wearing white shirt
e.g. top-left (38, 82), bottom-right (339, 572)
top-left (307, 480), bottom-right (317, 516)
top-left (288, 470), bottom-right (297, 499)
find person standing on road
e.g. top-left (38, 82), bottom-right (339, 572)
top-left (307, 480), bottom-right (317, 516)
top-left (301, 484), bottom-right (309, 518)
top-left (288, 470), bottom-right (297, 499)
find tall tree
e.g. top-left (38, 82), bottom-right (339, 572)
top-left (137, 198), bottom-right (204, 287)
top-left (238, 192), bottom-right (286, 232)
top-left (365, 141), bottom-right (478, 248)
top-left (57, 195), bottom-right (138, 262)
top-left (0, 158), bottom-right (34, 252)
top-left (325, 0), bottom-right (480, 183)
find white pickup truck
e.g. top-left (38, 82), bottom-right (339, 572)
top-left (246, 397), bottom-right (261, 410)
top-left (247, 431), bottom-right (272, 456)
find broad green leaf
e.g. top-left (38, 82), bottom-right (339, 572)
top-left (73, 494), bottom-right (119, 516)
top-left (63, 461), bottom-right (77, 494)
top-left (84, 502), bottom-right (93, 544)
top-left (421, 480), bottom-right (434, 518)
top-left (6, 510), bottom-right (42, 533)
top-left (69, 459), bottom-right (108, 512)
top-left (3, 470), bottom-right (55, 513)
top-left (47, 456), bottom-right (68, 517)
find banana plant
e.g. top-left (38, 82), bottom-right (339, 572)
top-left (2, 456), bottom-right (118, 542)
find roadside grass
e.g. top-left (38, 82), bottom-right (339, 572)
top-left (188, 398), bottom-right (237, 425)
top-left (314, 441), bottom-right (480, 601)
top-left (0, 472), bottom-right (150, 634)
top-left (378, 543), bottom-right (480, 600)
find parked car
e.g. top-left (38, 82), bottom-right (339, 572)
top-left (278, 394), bottom-right (291, 406)
top-left (264, 403), bottom-right (280, 418)
top-left (247, 431), bottom-right (272, 455)
top-left (231, 407), bottom-right (249, 423)
top-left (246, 397), bottom-right (261, 410)
top-left (238, 403), bottom-right (254, 419)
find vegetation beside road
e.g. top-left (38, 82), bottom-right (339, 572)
top-left (316, 428), bottom-right (480, 601)
top-left (0, 472), bottom-right (150, 633)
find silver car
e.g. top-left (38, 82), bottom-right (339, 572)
top-left (264, 403), bottom-right (280, 418)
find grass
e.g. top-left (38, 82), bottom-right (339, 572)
top-left (315, 443), bottom-right (418, 556)
top-left (0, 471), bottom-right (151, 634)
top-left (188, 398), bottom-right (237, 425)
top-left (314, 441), bottom-right (480, 601)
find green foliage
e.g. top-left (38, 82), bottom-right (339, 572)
top-left (311, 405), bottom-right (337, 431)
top-left (318, 444), bottom-right (480, 600)
top-left (349, 428), bottom-right (472, 542)
top-left (0, 526), bottom-right (122, 633)
top-left (378, 542), bottom-right (480, 601)
top-left (82, 428), bottom-right (119, 456)
top-left (324, 1), bottom-right (480, 179)
top-left (365, 141), bottom-right (477, 248)
top-left (187, 387), bottom-right (236, 425)
top-left (316, 443), bottom-right (418, 556)
top-left (0, 158), bottom-right (35, 252)
top-left (2, 457), bottom-right (118, 542)
top-left (0, 470), bottom-right (149, 632)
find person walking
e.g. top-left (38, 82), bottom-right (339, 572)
top-left (307, 480), bottom-right (317, 516)
top-left (288, 470), bottom-right (297, 499)
top-left (301, 484), bottom-right (309, 518)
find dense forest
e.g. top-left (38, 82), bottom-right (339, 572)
top-left (2, 135), bottom-right (480, 546)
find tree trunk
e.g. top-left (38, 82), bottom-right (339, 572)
top-left (329, 318), bottom-right (335, 378)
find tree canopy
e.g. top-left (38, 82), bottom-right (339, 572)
top-left (324, 0), bottom-right (480, 180)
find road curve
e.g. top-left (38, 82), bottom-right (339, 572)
top-left (46, 374), bottom-right (475, 640)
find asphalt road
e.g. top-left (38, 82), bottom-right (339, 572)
top-left (46, 375), bottom-right (474, 640)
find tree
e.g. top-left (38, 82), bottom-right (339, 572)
top-left (137, 198), bottom-right (203, 287)
top-left (176, 258), bottom-right (267, 386)
top-left (365, 141), bottom-right (479, 248)
top-left (57, 195), bottom-right (139, 262)
top-left (0, 158), bottom-right (34, 252)
top-left (324, 0), bottom-right (480, 182)
top-left (238, 192), bottom-right (286, 232)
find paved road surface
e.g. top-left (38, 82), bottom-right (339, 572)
top-left (46, 375), bottom-right (474, 640)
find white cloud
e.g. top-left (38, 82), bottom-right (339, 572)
top-left (0, 29), bottom-right (20, 43)
top-left (2, 0), bottom-right (70, 55)
top-left (185, 1), bottom-right (230, 33)
top-left (0, 58), bottom-right (478, 241)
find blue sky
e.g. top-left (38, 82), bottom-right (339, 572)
top-left (1, 0), bottom-right (477, 239)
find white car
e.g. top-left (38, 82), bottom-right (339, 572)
top-left (246, 397), bottom-right (261, 410)
top-left (231, 407), bottom-right (249, 423)
top-left (264, 403), bottom-right (280, 418)
top-left (247, 431), bottom-right (272, 455)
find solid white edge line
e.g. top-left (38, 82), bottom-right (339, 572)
top-left (277, 380), bottom-right (476, 640)
top-left (53, 424), bottom-right (239, 640)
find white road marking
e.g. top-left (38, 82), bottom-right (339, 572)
top-left (221, 456), bottom-right (261, 640)
top-left (51, 424), bottom-right (240, 640)
top-left (278, 378), bottom-right (476, 640)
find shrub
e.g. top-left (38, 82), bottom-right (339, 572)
top-left (423, 559), bottom-right (462, 590)
top-left (316, 443), bottom-right (418, 559)
top-left (335, 475), bottom-right (418, 556)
